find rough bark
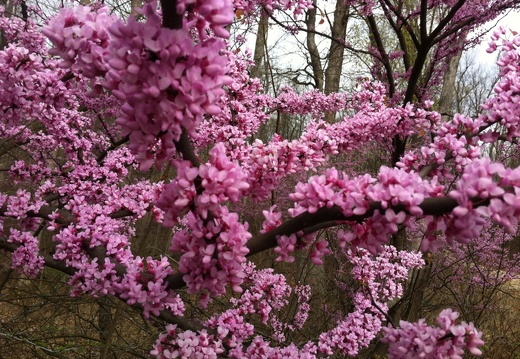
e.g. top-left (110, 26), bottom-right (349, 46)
top-left (0, 0), bottom-right (14, 50)
top-left (437, 34), bottom-right (466, 118)
top-left (250, 15), bottom-right (269, 80)
top-left (305, 0), bottom-right (324, 91)
top-left (324, 0), bottom-right (349, 122)
top-left (131, 0), bottom-right (142, 15)
top-left (324, 0), bottom-right (349, 94)
top-left (98, 298), bottom-right (117, 359)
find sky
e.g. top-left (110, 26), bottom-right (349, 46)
top-left (475, 9), bottom-right (520, 66)
top-left (234, 6), bottom-right (520, 85)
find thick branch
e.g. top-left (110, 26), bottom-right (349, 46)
top-left (420, 0), bottom-right (428, 40)
top-left (366, 15), bottom-right (396, 98)
top-left (174, 129), bottom-right (201, 167)
top-left (160, 0), bottom-right (183, 30)
top-left (380, 0), bottom-right (420, 49)
top-left (245, 196), bottom-right (459, 257)
top-left (403, 41), bottom-right (430, 104)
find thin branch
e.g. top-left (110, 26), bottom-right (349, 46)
top-left (268, 12), bottom-right (383, 62)
top-left (426, 0), bottom-right (466, 43)
top-left (366, 15), bottom-right (396, 98)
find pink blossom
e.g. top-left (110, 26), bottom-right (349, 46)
top-left (382, 309), bottom-right (484, 359)
top-left (8, 230), bottom-right (44, 277)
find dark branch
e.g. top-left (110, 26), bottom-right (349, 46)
top-left (160, 0), bottom-right (183, 30)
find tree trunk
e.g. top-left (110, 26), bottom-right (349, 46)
top-left (306, 0), bottom-right (324, 91)
top-left (0, 0), bottom-right (14, 49)
top-left (251, 15), bottom-right (269, 80)
top-left (437, 34), bottom-right (466, 118)
top-left (323, 0), bottom-right (349, 122)
top-left (131, 0), bottom-right (142, 16)
top-left (98, 298), bottom-right (118, 359)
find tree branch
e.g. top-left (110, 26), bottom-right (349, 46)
top-left (160, 0), bottom-right (183, 30)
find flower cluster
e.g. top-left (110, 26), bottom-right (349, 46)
top-left (187, 262), bottom-right (313, 355)
top-left (68, 257), bottom-right (120, 297)
top-left (195, 50), bottom-right (269, 149)
top-left (154, 247), bottom-right (423, 358)
top-left (398, 113), bottom-right (482, 178)
top-left (42, 6), bottom-right (117, 78)
top-left (273, 232), bottom-right (330, 264)
top-left (156, 144), bottom-right (251, 304)
top-left (349, 246), bottom-right (424, 302)
top-left (9, 160), bottom-right (51, 184)
top-left (260, 205), bottom-right (283, 233)
top-left (289, 168), bottom-right (340, 215)
top-left (232, 263), bottom-right (303, 330)
top-left (7, 229), bottom-right (45, 278)
top-left (199, 81), bottom-right (437, 205)
top-left (235, 338), bottom-right (317, 358)
top-left (289, 167), bottom-right (442, 254)
top-left (5, 190), bottom-right (44, 220)
top-left (151, 324), bottom-right (224, 359)
top-left (0, 7), bottom-right (46, 53)
top-left (481, 27), bottom-right (520, 142)
top-left (382, 309), bottom-right (484, 359)
top-left (274, 234), bottom-right (298, 263)
top-left (45, 175), bottom-right (181, 318)
top-left (318, 293), bottom-right (384, 356)
top-left (442, 159), bottom-right (520, 245)
top-left (177, 0), bottom-right (234, 39)
top-left (318, 245), bottom-right (423, 356)
top-left (207, 309), bottom-right (255, 348)
top-left (309, 238), bottom-right (331, 265)
top-left (0, 45), bottom-right (71, 127)
top-left (242, 135), bottom-right (330, 200)
top-left (105, 2), bottom-right (231, 168)
top-left (195, 144), bottom-right (250, 218)
top-left (54, 216), bottom-right (185, 318)
top-left (44, 1), bottom-right (233, 169)
top-left (119, 256), bottom-right (185, 318)
top-left (306, 102), bottom-right (434, 157)
top-left (155, 160), bottom-right (198, 226)
top-left (170, 208), bottom-right (250, 305)
top-left (274, 87), bottom-right (350, 116)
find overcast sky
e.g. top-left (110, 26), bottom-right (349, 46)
top-left (235, 7), bottom-right (520, 83)
top-left (475, 9), bottom-right (520, 66)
